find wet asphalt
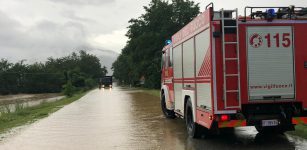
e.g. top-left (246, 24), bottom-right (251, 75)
top-left (0, 86), bottom-right (306, 150)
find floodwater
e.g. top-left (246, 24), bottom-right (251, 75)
top-left (0, 86), bottom-right (306, 150)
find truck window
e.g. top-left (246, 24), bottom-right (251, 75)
top-left (168, 48), bottom-right (173, 67)
top-left (161, 51), bottom-right (165, 69)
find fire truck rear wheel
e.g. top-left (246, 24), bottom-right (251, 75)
top-left (161, 92), bottom-right (175, 119)
top-left (185, 99), bottom-right (206, 138)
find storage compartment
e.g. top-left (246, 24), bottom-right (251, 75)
top-left (247, 26), bottom-right (295, 100)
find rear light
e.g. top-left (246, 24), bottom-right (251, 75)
top-left (220, 115), bottom-right (229, 121)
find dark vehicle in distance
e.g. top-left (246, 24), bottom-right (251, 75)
top-left (99, 76), bottom-right (113, 89)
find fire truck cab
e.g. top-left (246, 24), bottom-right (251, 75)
top-left (161, 3), bottom-right (307, 138)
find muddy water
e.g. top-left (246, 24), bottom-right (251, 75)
top-left (0, 86), bottom-right (306, 150)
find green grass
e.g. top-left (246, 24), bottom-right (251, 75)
top-left (0, 91), bottom-right (87, 133)
top-left (287, 124), bottom-right (307, 139)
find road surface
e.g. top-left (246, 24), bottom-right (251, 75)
top-left (0, 86), bottom-right (306, 150)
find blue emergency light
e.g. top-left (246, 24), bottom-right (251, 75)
top-left (165, 40), bottom-right (172, 45)
top-left (267, 9), bottom-right (276, 21)
top-left (267, 9), bottom-right (276, 16)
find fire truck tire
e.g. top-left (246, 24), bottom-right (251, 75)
top-left (185, 99), bottom-right (205, 138)
top-left (161, 93), bottom-right (175, 119)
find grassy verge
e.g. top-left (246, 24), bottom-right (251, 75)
top-left (0, 91), bottom-right (87, 133)
top-left (287, 125), bottom-right (307, 139)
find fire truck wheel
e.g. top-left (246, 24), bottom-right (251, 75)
top-left (185, 99), bottom-right (204, 138)
top-left (161, 92), bottom-right (175, 119)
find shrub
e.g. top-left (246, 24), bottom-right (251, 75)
top-left (63, 81), bottom-right (75, 97)
top-left (85, 78), bottom-right (96, 89)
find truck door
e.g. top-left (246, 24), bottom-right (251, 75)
top-left (247, 26), bottom-right (295, 100)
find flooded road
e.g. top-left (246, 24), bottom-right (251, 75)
top-left (0, 86), bottom-right (306, 150)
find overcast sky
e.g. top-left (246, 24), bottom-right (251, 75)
top-left (0, 0), bottom-right (306, 63)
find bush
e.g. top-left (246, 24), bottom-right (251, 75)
top-left (85, 78), bottom-right (96, 89)
top-left (63, 81), bottom-right (75, 97)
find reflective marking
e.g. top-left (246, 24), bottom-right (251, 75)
top-left (292, 117), bottom-right (307, 125)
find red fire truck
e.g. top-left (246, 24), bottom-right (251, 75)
top-left (161, 3), bottom-right (307, 138)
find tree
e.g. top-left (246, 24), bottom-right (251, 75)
top-left (0, 50), bottom-right (107, 94)
top-left (112, 0), bottom-right (199, 88)
top-left (0, 59), bottom-right (12, 72)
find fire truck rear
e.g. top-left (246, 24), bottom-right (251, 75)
top-left (161, 3), bottom-right (307, 137)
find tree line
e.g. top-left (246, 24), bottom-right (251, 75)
top-left (112, 0), bottom-right (200, 89)
top-left (0, 50), bottom-right (107, 95)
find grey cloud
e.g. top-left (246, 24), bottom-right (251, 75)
top-left (0, 10), bottom-right (90, 62)
top-left (0, 11), bottom-right (21, 29)
top-left (49, 0), bottom-right (115, 6)
top-left (0, 9), bottom-right (119, 72)
top-left (62, 10), bottom-right (97, 23)
top-left (0, 0), bottom-right (135, 70)
top-left (89, 49), bottom-right (119, 75)
top-left (0, 11), bottom-right (26, 49)
top-left (28, 20), bottom-right (88, 49)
